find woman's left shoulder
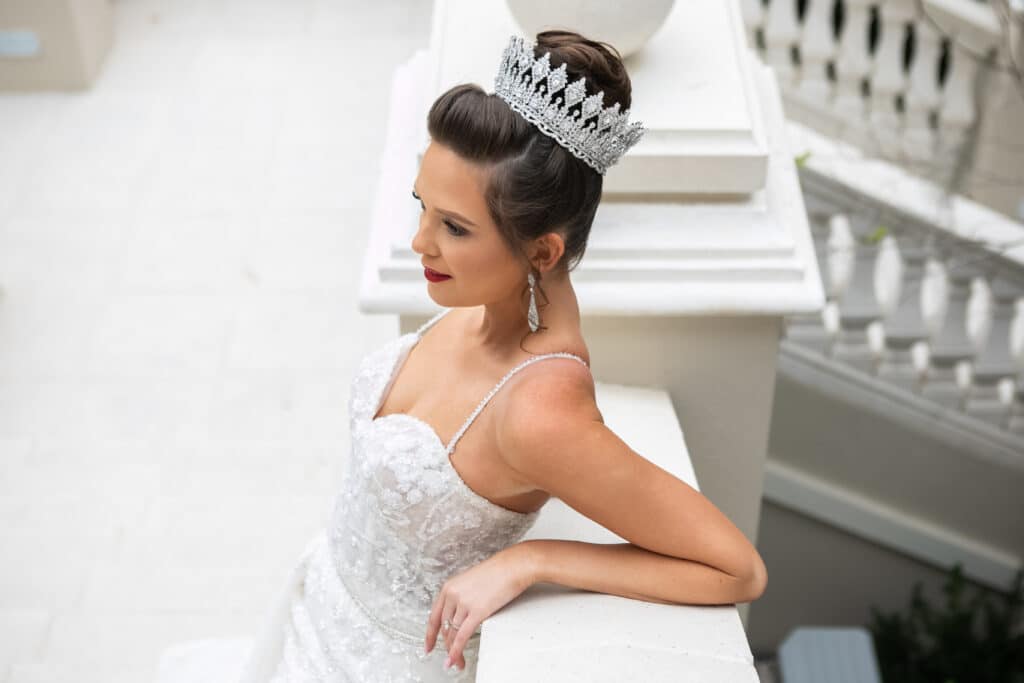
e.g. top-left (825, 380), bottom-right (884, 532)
top-left (501, 348), bottom-right (602, 424)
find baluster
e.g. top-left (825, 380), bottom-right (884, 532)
top-left (763, 0), bottom-right (801, 87)
top-left (902, 5), bottom-right (943, 167)
top-left (795, 0), bottom-right (837, 105)
top-left (832, 0), bottom-right (874, 148)
top-left (877, 234), bottom-right (932, 392)
top-left (737, 0), bottom-right (765, 52)
top-left (866, 233), bottom-right (902, 372)
top-left (934, 46), bottom-right (974, 187)
top-left (868, 0), bottom-right (916, 158)
top-left (922, 248), bottom-right (984, 410)
top-left (822, 212), bottom-right (855, 356)
top-left (827, 213), bottom-right (884, 372)
top-left (964, 274), bottom-right (1024, 428)
top-left (965, 275), bottom-right (992, 352)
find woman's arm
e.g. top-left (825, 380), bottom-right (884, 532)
top-left (495, 361), bottom-right (768, 605)
top-left (514, 538), bottom-right (766, 606)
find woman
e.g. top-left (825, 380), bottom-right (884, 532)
top-left (160, 29), bottom-right (767, 683)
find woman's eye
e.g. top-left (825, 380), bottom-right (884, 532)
top-left (412, 189), bottom-right (466, 237)
top-left (444, 221), bottom-right (466, 237)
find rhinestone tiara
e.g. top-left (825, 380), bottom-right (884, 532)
top-left (492, 34), bottom-right (646, 176)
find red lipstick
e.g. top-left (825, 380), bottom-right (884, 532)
top-left (424, 267), bottom-right (451, 282)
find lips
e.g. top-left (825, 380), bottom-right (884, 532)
top-left (424, 266), bottom-right (451, 282)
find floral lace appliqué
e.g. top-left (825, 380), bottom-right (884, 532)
top-left (260, 310), bottom-right (558, 682)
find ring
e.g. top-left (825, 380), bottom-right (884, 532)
top-left (443, 619), bottom-right (462, 631)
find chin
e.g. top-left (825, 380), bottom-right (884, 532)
top-left (425, 289), bottom-right (454, 305)
top-left (426, 291), bottom-right (478, 311)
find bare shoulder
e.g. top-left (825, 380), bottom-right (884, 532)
top-left (502, 354), bottom-right (600, 421)
top-left (494, 355), bottom-right (605, 473)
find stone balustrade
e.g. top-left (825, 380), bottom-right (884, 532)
top-left (740, 0), bottom-right (1010, 194)
top-left (782, 141), bottom-right (1024, 441)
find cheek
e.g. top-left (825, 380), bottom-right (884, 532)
top-left (454, 241), bottom-right (521, 289)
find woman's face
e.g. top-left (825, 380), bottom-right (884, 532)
top-left (411, 141), bottom-right (525, 307)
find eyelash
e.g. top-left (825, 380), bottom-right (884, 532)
top-left (411, 190), bottom-right (467, 237)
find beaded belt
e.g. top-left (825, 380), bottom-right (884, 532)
top-left (335, 568), bottom-right (426, 646)
top-left (327, 545), bottom-right (482, 649)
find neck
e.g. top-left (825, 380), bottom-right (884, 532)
top-left (472, 270), bottom-right (580, 351)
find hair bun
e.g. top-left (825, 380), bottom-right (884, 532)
top-left (533, 30), bottom-right (632, 111)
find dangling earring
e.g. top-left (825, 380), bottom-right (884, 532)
top-left (527, 270), bottom-right (540, 332)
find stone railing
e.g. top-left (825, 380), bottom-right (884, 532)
top-left (740, 0), bottom-right (1010, 193)
top-left (477, 381), bottom-right (760, 682)
top-left (781, 119), bottom-right (1024, 446)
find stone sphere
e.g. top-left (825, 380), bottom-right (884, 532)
top-left (506, 0), bottom-right (676, 59)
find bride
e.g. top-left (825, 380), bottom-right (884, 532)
top-left (158, 29), bottom-right (766, 683)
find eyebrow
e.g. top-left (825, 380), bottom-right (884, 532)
top-left (413, 183), bottom-right (478, 228)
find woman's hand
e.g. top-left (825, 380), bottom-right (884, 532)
top-left (424, 542), bottom-right (537, 672)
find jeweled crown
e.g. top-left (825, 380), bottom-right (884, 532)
top-left (493, 34), bottom-right (646, 175)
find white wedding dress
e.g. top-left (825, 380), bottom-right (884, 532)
top-left (156, 307), bottom-right (589, 682)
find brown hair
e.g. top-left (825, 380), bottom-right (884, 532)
top-left (425, 30), bottom-right (633, 332)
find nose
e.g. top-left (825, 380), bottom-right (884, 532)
top-left (410, 215), bottom-right (433, 256)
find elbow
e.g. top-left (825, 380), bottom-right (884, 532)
top-left (735, 551), bottom-right (768, 603)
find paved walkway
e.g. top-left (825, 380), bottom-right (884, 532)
top-left (0, 1), bottom-right (429, 680)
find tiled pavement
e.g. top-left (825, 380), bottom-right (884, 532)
top-left (0, 1), bottom-right (431, 680)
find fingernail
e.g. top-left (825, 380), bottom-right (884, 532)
top-left (444, 657), bottom-right (452, 669)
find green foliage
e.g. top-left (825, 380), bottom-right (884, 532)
top-left (794, 150), bottom-right (811, 167)
top-left (867, 563), bottom-right (1024, 683)
top-left (862, 225), bottom-right (889, 245)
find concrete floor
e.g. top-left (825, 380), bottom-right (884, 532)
top-left (0, 1), bottom-right (432, 680)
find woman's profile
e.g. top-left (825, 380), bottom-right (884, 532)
top-left (229, 29), bottom-right (768, 682)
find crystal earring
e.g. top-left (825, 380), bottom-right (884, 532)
top-left (527, 270), bottom-right (540, 332)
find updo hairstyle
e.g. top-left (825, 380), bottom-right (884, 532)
top-left (425, 30), bottom-right (633, 332)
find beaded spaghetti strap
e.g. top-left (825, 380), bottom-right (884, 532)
top-left (444, 351), bottom-right (589, 456)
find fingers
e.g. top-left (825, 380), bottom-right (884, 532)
top-left (425, 584), bottom-right (461, 657)
top-left (440, 599), bottom-right (457, 653)
top-left (426, 585), bottom-right (475, 671)
top-left (443, 603), bottom-right (472, 671)
top-left (424, 590), bottom-right (445, 654)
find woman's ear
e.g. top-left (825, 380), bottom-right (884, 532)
top-left (530, 232), bottom-right (566, 274)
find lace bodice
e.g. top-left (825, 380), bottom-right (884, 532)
top-left (166, 307), bottom-right (593, 683)
top-left (323, 307), bottom-right (589, 665)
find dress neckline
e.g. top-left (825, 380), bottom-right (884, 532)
top-left (367, 307), bottom-right (588, 518)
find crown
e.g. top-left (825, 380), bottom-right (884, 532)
top-left (492, 34), bottom-right (646, 175)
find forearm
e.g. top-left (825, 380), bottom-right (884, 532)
top-left (518, 539), bottom-right (759, 606)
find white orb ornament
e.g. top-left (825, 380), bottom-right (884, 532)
top-left (505, 0), bottom-right (676, 59)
